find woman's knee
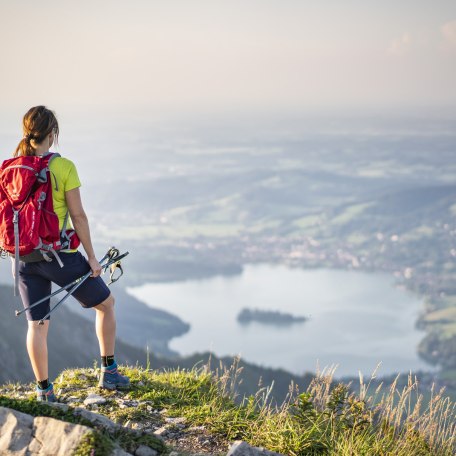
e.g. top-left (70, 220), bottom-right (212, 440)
top-left (94, 293), bottom-right (115, 312)
top-left (28, 320), bottom-right (50, 330)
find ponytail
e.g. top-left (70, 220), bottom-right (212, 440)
top-left (13, 106), bottom-right (59, 157)
top-left (14, 136), bottom-right (36, 157)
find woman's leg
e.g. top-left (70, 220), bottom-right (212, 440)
top-left (26, 320), bottom-right (50, 382)
top-left (93, 293), bottom-right (116, 357)
top-left (93, 293), bottom-right (129, 389)
top-left (17, 260), bottom-right (52, 383)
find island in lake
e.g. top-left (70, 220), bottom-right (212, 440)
top-left (237, 308), bottom-right (308, 326)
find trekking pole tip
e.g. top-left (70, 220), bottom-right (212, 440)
top-left (15, 310), bottom-right (21, 316)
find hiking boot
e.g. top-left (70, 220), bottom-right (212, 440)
top-left (98, 362), bottom-right (130, 390)
top-left (36, 383), bottom-right (58, 403)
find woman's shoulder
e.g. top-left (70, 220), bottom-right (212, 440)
top-left (51, 154), bottom-right (75, 166)
top-left (49, 155), bottom-right (77, 172)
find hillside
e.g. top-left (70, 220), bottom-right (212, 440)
top-left (0, 364), bottom-right (454, 455)
top-left (66, 284), bottom-right (190, 357)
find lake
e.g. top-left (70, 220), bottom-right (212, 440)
top-left (127, 264), bottom-right (431, 378)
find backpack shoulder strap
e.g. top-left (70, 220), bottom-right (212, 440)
top-left (39, 153), bottom-right (61, 189)
top-left (41, 152), bottom-right (61, 166)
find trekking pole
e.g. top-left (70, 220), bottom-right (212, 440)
top-left (37, 250), bottom-right (129, 325)
top-left (15, 247), bottom-right (127, 318)
top-left (15, 275), bottom-right (91, 317)
top-left (14, 251), bottom-right (112, 317)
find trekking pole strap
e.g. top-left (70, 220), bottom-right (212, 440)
top-left (13, 210), bottom-right (20, 296)
top-left (108, 261), bottom-right (123, 285)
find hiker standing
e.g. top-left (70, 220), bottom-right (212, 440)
top-left (1, 106), bottom-right (129, 401)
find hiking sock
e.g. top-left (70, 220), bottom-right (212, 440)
top-left (37, 379), bottom-right (50, 390)
top-left (101, 355), bottom-right (115, 367)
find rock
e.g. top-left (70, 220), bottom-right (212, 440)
top-left (73, 407), bottom-right (120, 432)
top-left (153, 426), bottom-right (168, 437)
top-left (0, 406), bottom-right (34, 454)
top-left (188, 425), bottom-right (206, 432)
top-left (47, 402), bottom-right (70, 412)
top-left (84, 393), bottom-right (107, 406)
top-left (165, 416), bottom-right (186, 425)
top-left (135, 444), bottom-right (158, 456)
top-left (227, 440), bottom-right (286, 456)
top-left (110, 448), bottom-right (133, 456)
top-left (0, 406), bottom-right (93, 456)
top-left (117, 399), bottom-right (139, 408)
top-left (32, 416), bottom-right (93, 455)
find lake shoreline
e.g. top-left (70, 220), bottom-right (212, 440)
top-left (128, 263), bottom-right (432, 378)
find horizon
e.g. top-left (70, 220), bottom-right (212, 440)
top-left (1, 1), bottom-right (455, 120)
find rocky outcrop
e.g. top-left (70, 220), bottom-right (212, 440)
top-left (0, 406), bottom-right (93, 455)
top-left (0, 404), bottom-right (287, 456)
top-left (227, 440), bottom-right (286, 456)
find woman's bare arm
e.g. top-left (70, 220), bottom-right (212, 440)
top-left (65, 187), bottom-right (102, 277)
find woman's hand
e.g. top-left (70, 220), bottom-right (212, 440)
top-left (88, 256), bottom-right (102, 277)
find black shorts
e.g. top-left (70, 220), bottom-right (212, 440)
top-left (17, 251), bottom-right (111, 321)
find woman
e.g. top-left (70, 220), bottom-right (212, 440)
top-left (12, 106), bottom-right (129, 402)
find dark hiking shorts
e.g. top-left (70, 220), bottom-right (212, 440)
top-left (16, 251), bottom-right (111, 321)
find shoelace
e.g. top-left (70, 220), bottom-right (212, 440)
top-left (103, 366), bottom-right (119, 375)
top-left (38, 387), bottom-right (54, 398)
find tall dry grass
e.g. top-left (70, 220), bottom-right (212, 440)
top-left (209, 358), bottom-right (456, 455)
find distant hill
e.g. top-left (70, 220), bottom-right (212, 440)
top-left (66, 284), bottom-right (190, 357)
top-left (366, 185), bottom-right (456, 217)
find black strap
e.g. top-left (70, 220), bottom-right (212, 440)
top-left (108, 261), bottom-right (124, 285)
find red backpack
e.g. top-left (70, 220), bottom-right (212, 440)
top-left (0, 153), bottom-right (80, 293)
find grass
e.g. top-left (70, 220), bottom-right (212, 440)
top-left (422, 307), bottom-right (456, 340)
top-left (401, 225), bottom-right (435, 242)
top-left (292, 214), bottom-right (321, 229)
top-left (421, 308), bottom-right (456, 325)
top-left (1, 361), bottom-right (455, 456)
top-left (331, 203), bottom-right (373, 226)
top-left (346, 232), bottom-right (370, 246)
top-left (123, 360), bottom-right (455, 456)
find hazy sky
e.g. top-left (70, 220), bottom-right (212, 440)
top-left (1, 1), bottom-right (456, 121)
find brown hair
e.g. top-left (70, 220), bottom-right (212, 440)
top-left (14, 106), bottom-right (59, 157)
